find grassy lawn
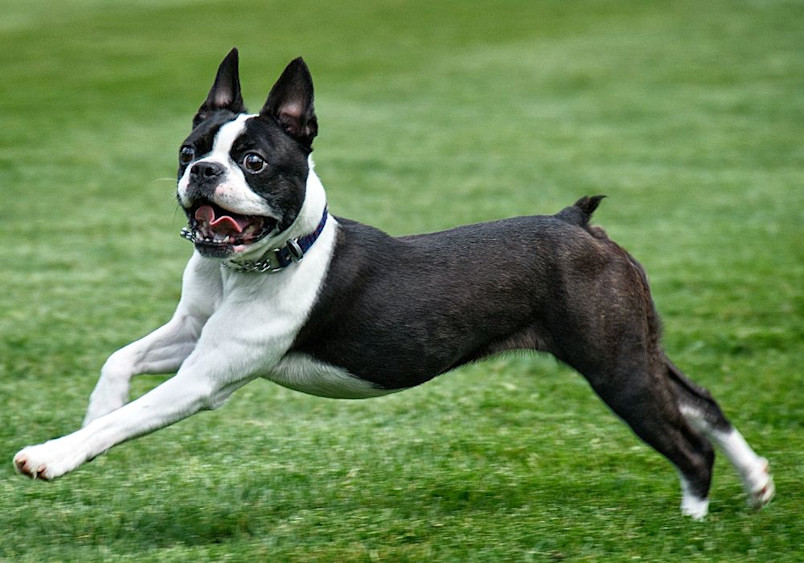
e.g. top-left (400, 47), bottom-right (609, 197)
top-left (1, 0), bottom-right (802, 560)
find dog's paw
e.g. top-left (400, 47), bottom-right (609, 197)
top-left (13, 440), bottom-right (84, 481)
top-left (13, 449), bottom-right (49, 480)
top-left (745, 457), bottom-right (775, 510)
top-left (680, 494), bottom-right (709, 520)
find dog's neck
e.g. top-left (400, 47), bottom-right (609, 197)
top-left (222, 158), bottom-right (329, 274)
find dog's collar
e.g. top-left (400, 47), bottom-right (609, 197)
top-left (223, 206), bottom-right (329, 274)
top-left (180, 206), bottom-right (329, 274)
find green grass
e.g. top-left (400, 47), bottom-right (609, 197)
top-left (1, 0), bottom-right (802, 560)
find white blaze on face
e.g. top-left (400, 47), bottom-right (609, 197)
top-left (177, 114), bottom-right (277, 219)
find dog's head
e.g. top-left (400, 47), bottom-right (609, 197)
top-left (177, 49), bottom-right (318, 259)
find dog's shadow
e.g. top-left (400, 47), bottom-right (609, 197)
top-left (93, 474), bottom-right (536, 549)
top-left (96, 468), bottom-right (651, 551)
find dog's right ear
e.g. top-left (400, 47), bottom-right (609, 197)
top-left (193, 48), bottom-right (246, 128)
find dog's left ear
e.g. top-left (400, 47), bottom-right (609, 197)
top-left (260, 57), bottom-right (318, 151)
top-left (194, 48), bottom-right (247, 128)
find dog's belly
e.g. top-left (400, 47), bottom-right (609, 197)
top-left (267, 353), bottom-right (402, 399)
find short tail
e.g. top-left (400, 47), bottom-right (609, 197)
top-left (555, 195), bottom-right (606, 227)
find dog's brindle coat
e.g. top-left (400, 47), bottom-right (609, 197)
top-left (14, 49), bottom-right (773, 519)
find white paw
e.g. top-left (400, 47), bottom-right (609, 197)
top-left (13, 439), bottom-right (85, 481)
top-left (681, 494), bottom-right (709, 520)
top-left (678, 474), bottom-right (709, 520)
top-left (744, 457), bottom-right (775, 510)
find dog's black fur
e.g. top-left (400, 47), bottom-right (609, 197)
top-left (291, 191), bottom-right (730, 500)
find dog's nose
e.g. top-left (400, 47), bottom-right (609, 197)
top-left (190, 161), bottom-right (225, 182)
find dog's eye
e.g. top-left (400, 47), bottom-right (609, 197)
top-left (243, 153), bottom-right (266, 174)
top-left (179, 146), bottom-right (195, 165)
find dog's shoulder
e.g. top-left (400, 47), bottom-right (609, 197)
top-left (332, 216), bottom-right (401, 251)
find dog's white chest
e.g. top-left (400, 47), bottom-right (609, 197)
top-left (267, 353), bottom-right (399, 399)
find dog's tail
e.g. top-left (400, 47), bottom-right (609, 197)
top-left (555, 195), bottom-right (606, 228)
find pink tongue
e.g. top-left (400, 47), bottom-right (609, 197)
top-left (195, 205), bottom-right (248, 235)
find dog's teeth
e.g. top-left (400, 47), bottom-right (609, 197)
top-left (211, 233), bottom-right (232, 244)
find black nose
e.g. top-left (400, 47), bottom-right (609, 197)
top-left (190, 161), bottom-right (225, 182)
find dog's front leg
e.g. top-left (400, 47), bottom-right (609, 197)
top-left (14, 352), bottom-right (254, 480)
top-left (82, 313), bottom-right (203, 426)
top-left (83, 252), bottom-right (221, 426)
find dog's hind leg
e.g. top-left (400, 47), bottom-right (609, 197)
top-left (666, 358), bottom-right (775, 511)
top-left (553, 268), bottom-right (717, 517)
top-left (578, 358), bottom-right (717, 519)
top-left (553, 228), bottom-right (773, 516)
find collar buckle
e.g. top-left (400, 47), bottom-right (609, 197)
top-left (285, 238), bottom-right (305, 263)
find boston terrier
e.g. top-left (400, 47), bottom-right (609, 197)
top-left (14, 49), bottom-right (774, 519)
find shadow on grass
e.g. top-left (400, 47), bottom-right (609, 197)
top-left (50, 467), bottom-right (665, 553)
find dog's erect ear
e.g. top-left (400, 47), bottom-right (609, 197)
top-left (193, 48), bottom-right (246, 128)
top-left (260, 58), bottom-right (318, 150)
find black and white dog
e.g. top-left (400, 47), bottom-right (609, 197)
top-left (14, 49), bottom-right (774, 519)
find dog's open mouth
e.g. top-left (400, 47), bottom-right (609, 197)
top-left (182, 200), bottom-right (276, 252)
